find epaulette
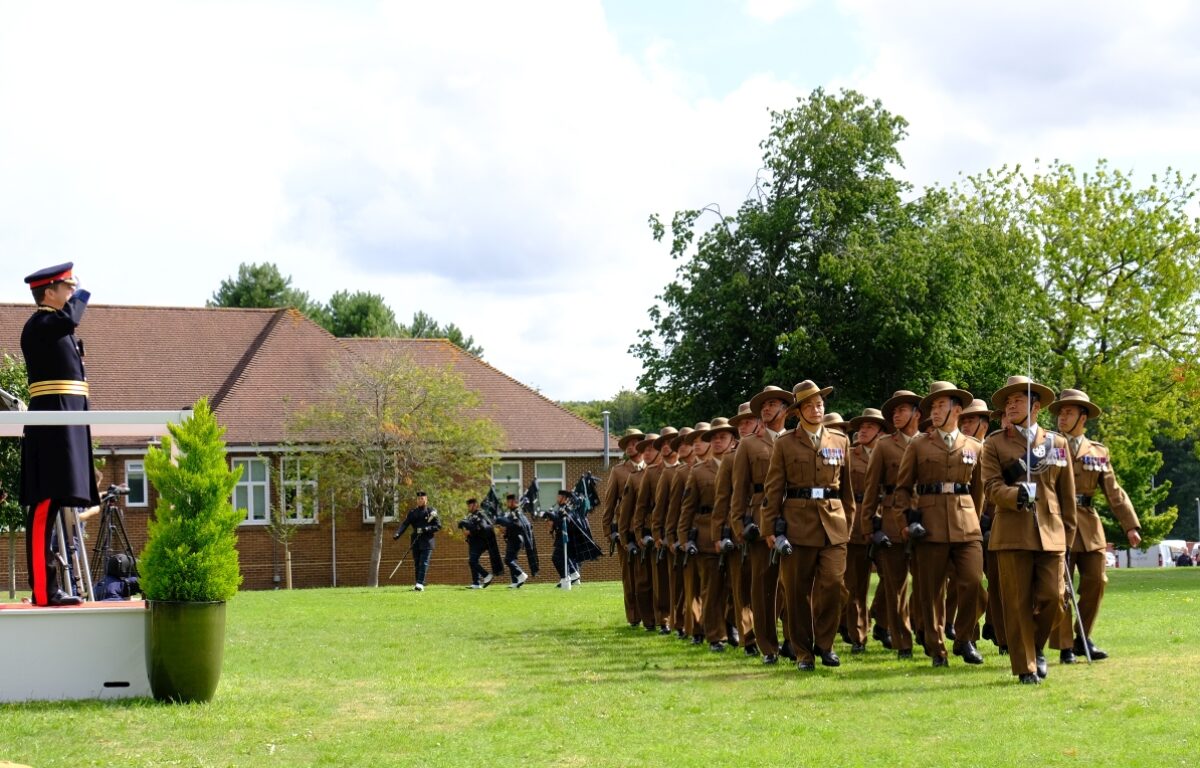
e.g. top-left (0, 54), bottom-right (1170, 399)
top-left (965, 434), bottom-right (984, 445)
top-left (985, 428), bottom-right (1005, 438)
top-left (1089, 440), bottom-right (1106, 449)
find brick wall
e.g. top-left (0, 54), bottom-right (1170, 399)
top-left (1, 454), bottom-right (628, 592)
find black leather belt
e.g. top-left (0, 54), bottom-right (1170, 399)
top-left (917, 482), bottom-right (971, 495)
top-left (697, 505), bottom-right (713, 515)
top-left (786, 487), bottom-right (835, 500)
top-left (1076, 494), bottom-right (1094, 507)
top-left (752, 483), bottom-right (764, 493)
top-left (880, 484), bottom-right (895, 494)
top-left (854, 493), bottom-right (864, 503)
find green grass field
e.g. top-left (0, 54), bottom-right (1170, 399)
top-left (2, 569), bottom-right (1198, 767)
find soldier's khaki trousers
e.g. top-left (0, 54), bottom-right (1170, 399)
top-left (914, 540), bottom-right (983, 658)
top-left (634, 555), bottom-right (656, 628)
top-left (652, 554), bottom-right (672, 629)
top-left (996, 549), bottom-right (1064, 677)
top-left (1050, 549), bottom-right (1107, 649)
top-left (682, 558), bottom-right (702, 637)
top-left (779, 543), bottom-right (847, 664)
top-left (617, 545), bottom-right (638, 625)
top-left (695, 553), bottom-right (728, 643)
top-left (843, 542), bottom-right (872, 646)
top-left (726, 551), bottom-right (754, 647)
top-left (876, 545), bottom-right (913, 651)
top-left (748, 540), bottom-right (782, 655)
top-left (983, 543), bottom-right (1007, 646)
top-left (669, 551), bottom-right (685, 632)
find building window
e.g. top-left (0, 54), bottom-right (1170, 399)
top-left (492, 461), bottom-right (522, 501)
top-left (124, 460), bottom-right (147, 507)
top-left (279, 457), bottom-right (318, 523)
top-left (535, 461), bottom-right (565, 503)
top-left (232, 457), bottom-right (270, 524)
top-left (362, 486), bottom-right (399, 523)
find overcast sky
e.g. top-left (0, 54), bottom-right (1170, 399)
top-left (2, 1), bottom-right (1198, 401)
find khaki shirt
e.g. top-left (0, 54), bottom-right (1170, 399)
top-left (980, 425), bottom-right (1077, 552)
top-left (664, 463), bottom-right (692, 548)
top-left (679, 457), bottom-right (720, 550)
top-left (729, 431), bottom-right (775, 535)
top-left (601, 459), bottom-right (637, 535)
top-left (861, 432), bottom-right (911, 539)
top-left (847, 443), bottom-right (872, 544)
top-left (708, 452), bottom-right (737, 545)
top-left (652, 463), bottom-right (679, 544)
top-left (762, 428), bottom-right (854, 547)
top-left (632, 462), bottom-right (664, 537)
top-left (617, 468), bottom-right (646, 543)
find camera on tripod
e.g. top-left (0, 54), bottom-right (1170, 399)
top-left (90, 482), bottom-right (141, 600)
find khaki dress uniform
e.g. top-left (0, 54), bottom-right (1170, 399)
top-left (680, 455), bottom-right (726, 644)
top-left (895, 422), bottom-right (985, 661)
top-left (730, 429), bottom-right (784, 658)
top-left (842, 441), bottom-right (874, 648)
top-left (665, 453), bottom-right (696, 636)
top-left (1050, 433), bottom-right (1139, 651)
top-left (618, 465), bottom-right (654, 628)
top-left (711, 444), bottom-right (753, 648)
top-left (862, 430), bottom-right (918, 653)
top-left (632, 451), bottom-right (665, 631)
top-left (652, 460), bottom-right (680, 632)
top-left (603, 449), bottom-right (640, 626)
top-left (762, 419), bottom-right (853, 666)
top-left (981, 378), bottom-right (1078, 679)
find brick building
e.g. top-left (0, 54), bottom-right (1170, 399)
top-left (0, 303), bottom-right (624, 589)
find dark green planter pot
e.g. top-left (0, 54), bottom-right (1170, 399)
top-left (145, 600), bottom-right (227, 703)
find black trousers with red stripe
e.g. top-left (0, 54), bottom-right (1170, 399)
top-left (26, 498), bottom-right (64, 605)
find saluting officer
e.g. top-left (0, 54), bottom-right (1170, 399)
top-left (603, 428), bottom-right (643, 627)
top-left (843, 408), bottom-right (890, 653)
top-left (1047, 389), bottom-right (1141, 663)
top-left (762, 381), bottom-right (854, 671)
top-left (862, 390), bottom-right (923, 659)
top-left (980, 376), bottom-right (1077, 684)
top-left (19, 263), bottom-right (100, 607)
top-left (895, 382), bottom-right (986, 667)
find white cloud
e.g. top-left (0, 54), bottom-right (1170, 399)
top-left (744, 0), bottom-right (811, 24)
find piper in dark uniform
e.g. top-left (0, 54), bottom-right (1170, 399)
top-left (19, 263), bottom-right (100, 606)
top-left (394, 491), bottom-right (442, 591)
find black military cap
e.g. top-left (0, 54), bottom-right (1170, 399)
top-left (24, 262), bottom-right (77, 288)
top-left (465, 498), bottom-right (478, 505)
top-left (556, 489), bottom-right (571, 498)
top-left (505, 494), bottom-right (517, 501)
top-left (416, 491), bottom-right (428, 497)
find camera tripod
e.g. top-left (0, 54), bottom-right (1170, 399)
top-left (89, 483), bottom-right (139, 585)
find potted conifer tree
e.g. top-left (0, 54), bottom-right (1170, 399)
top-left (140, 398), bottom-right (243, 703)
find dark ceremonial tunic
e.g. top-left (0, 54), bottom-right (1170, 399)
top-left (19, 294), bottom-right (100, 507)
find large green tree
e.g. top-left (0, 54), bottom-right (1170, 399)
top-left (207, 262), bottom-right (324, 321)
top-left (289, 351), bottom-right (503, 586)
top-left (0, 354), bottom-right (28, 597)
top-left (323, 290), bottom-right (401, 338)
top-left (403, 311), bottom-right (484, 358)
top-left (560, 389), bottom-right (648, 433)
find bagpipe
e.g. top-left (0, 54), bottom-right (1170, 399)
top-left (534, 473), bottom-right (603, 563)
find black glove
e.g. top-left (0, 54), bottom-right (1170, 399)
top-left (626, 540), bottom-right (640, 558)
top-left (905, 509), bottom-right (928, 540)
top-left (980, 513), bottom-right (993, 546)
top-left (870, 515), bottom-right (891, 549)
top-left (1016, 484), bottom-right (1030, 507)
top-left (684, 540), bottom-right (699, 557)
top-left (641, 531), bottom-right (654, 550)
top-left (773, 535), bottom-right (792, 557)
top-left (718, 525), bottom-right (735, 553)
top-left (609, 524), bottom-right (620, 544)
top-left (743, 519), bottom-right (761, 543)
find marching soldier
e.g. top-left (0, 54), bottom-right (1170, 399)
top-left (956, 399), bottom-right (994, 642)
top-left (603, 428), bottom-right (643, 627)
top-left (495, 493), bottom-right (537, 587)
top-left (980, 376), bottom-right (1077, 684)
top-left (675, 422), bottom-right (711, 644)
top-left (620, 433), bottom-right (660, 630)
top-left (711, 403), bottom-right (758, 655)
top-left (843, 408), bottom-right (890, 653)
top-left (681, 418), bottom-right (736, 651)
top-left (894, 382), bottom-right (986, 667)
top-left (19, 263), bottom-right (100, 606)
top-left (394, 492), bottom-right (442, 591)
top-left (650, 427), bottom-right (681, 633)
top-left (664, 427), bottom-right (696, 638)
top-left (762, 381), bottom-right (853, 671)
top-left (631, 431), bottom-right (669, 632)
top-left (732, 385), bottom-right (794, 664)
top-left (1047, 389), bottom-right (1141, 663)
top-left (862, 390), bottom-right (923, 659)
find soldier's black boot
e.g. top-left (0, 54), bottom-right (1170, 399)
top-left (1060, 648), bottom-right (1077, 664)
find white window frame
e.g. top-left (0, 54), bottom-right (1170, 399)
top-left (124, 459), bottom-right (148, 507)
top-left (232, 457), bottom-right (271, 525)
top-left (279, 456), bottom-right (318, 523)
top-left (362, 486), bottom-right (399, 523)
top-left (492, 461), bottom-right (523, 500)
top-left (534, 460), bottom-right (566, 501)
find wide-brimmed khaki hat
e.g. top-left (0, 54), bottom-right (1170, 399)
top-left (1048, 388), bottom-right (1102, 419)
top-left (849, 407), bottom-right (892, 433)
top-left (728, 402), bottom-right (756, 427)
top-left (749, 385), bottom-right (794, 416)
top-left (669, 426), bottom-right (694, 451)
top-left (881, 390), bottom-right (922, 422)
top-left (683, 422), bottom-right (711, 443)
top-left (703, 416), bottom-right (738, 441)
top-left (790, 380), bottom-right (832, 408)
top-left (991, 375), bottom-right (1055, 409)
top-left (960, 398), bottom-right (992, 419)
top-left (635, 433), bottom-right (661, 453)
top-left (822, 412), bottom-right (849, 433)
top-left (920, 381), bottom-right (974, 415)
top-left (617, 428), bottom-right (645, 450)
top-left (653, 426), bottom-right (680, 449)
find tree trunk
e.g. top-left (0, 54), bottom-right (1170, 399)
top-left (367, 515), bottom-right (383, 587)
top-left (284, 546), bottom-right (293, 590)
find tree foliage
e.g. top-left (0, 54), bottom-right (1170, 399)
top-left (560, 389), bottom-right (648, 433)
top-left (323, 290), bottom-right (401, 338)
top-left (289, 352), bottom-right (504, 586)
top-left (140, 399), bottom-right (244, 602)
top-left (207, 262), bottom-right (324, 321)
top-left (1, 355), bottom-right (28, 597)
top-left (403, 311), bottom-right (484, 358)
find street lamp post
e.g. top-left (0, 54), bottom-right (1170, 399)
top-left (602, 410), bottom-right (611, 469)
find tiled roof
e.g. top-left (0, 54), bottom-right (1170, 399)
top-left (0, 303), bottom-right (606, 453)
